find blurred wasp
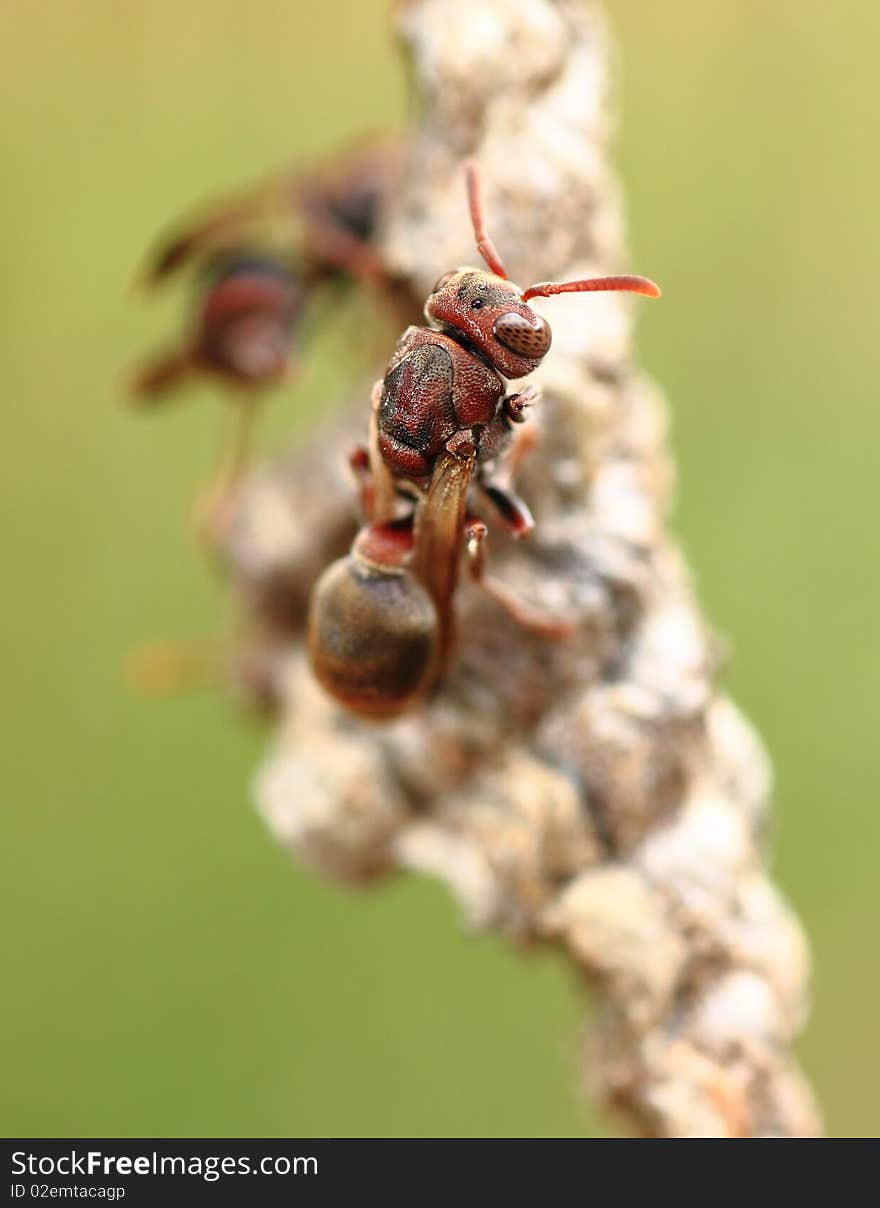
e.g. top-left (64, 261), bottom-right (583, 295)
top-left (131, 139), bottom-right (402, 542)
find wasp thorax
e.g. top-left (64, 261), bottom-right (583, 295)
top-left (307, 551), bottom-right (438, 719)
top-left (493, 311), bottom-right (551, 358)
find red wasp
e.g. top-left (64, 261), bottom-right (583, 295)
top-left (308, 162), bottom-right (660, 718)
top-left (130, 141), bottom-right (401, 540)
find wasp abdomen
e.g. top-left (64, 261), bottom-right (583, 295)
top-left (307, 551), bottom-right (437, 719)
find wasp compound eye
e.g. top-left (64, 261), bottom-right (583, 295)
top-left (493, 311), bottom-right (552, 358)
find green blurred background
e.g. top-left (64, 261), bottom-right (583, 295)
top-left (2, 0), bottom-right (878, 1137)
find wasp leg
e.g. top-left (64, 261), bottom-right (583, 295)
top-left (349, 444), bottom-right (374, 517)
top-left (476, 409), bottom-right (540, 535)
top-left (477, 404), bottom-right (538, 484)
top-left (194, 390), bottom-right (262, 547)
top-left (502, 416), bottom-right (540, 477)
top-left (350, 440), bottom-right (420, 524)
top-left (464, 519), bottom-right (575, 638)
top-left (503, 382), bottom-right (540, 424)
top-left (478, 482), bottom-right (534, 538)
top-left (367, 380), bottom-right (400, 524)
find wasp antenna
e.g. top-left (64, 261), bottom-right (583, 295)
top-left (521, 274), bottom-right (661, 302)
top-left (464, 161), bottom-right (508, 280)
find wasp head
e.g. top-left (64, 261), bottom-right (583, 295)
top-left (424, 268), bottom-right (552, 380)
